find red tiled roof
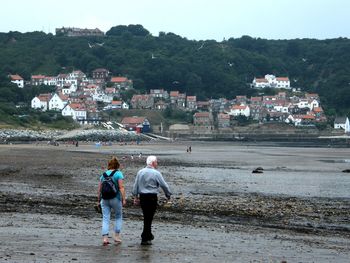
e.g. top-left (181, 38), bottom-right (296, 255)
top-left (111, 77), bottom-right (128, 82)
top-left (232, 105), bottom-right (248, 110)
top-left (194, 112), bottom-right (210, 118)
top-left (250, 97), bottom-right (262, 101)
top-left (313, 107), bottom-right (323, 112)
top-left (121, 116), bottom-right (146, 125)
top-left (69, 103), bottom-right (86, 111)
top-left (276, 77), bottom-right (289, 81)
top-left (10, 74), bottom-right (23, 80)
top-left (32, 75), bottom-right (46, 79)
top-left (58, 93), bottom-right (69, 101)
top-left (37, 93), bottom-right (52, 102)
top-left (187, 96), bottom-right (196, 101)
top-left (111, 100), bottom-right (122, 105)
top-left (301, 114), bottom-right (315, 120)
top-left (255, 78), bottom-right (268, 83)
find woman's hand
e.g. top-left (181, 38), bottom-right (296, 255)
top-left (122, 199), bottom-right (127, 206)
top-left (133, 197), bottom-right (140, 206)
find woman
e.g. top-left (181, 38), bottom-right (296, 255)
top-left (97, 157), bottom-right (126, 245)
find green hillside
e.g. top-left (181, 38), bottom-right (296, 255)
top-left (0, 25), bottom-right (349, 125)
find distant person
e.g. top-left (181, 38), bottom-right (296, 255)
top-left (132, 155), bottom-right (172, 245)
top-left (97, 157), bottom-right (126, 245)
top-left (189, 146), bottom-right (192, 153)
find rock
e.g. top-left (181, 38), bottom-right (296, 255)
top-left (342, 169), bottom-right (350, 173)
top-left (252, 167), bottom-right (264, 173)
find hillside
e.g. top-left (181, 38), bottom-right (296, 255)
top-left (0, 25), bottom-right (349, 122)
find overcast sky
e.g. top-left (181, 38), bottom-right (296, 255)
top-left (1, 0), bottom-right (349, 41)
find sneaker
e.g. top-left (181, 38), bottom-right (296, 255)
top-left (141, 240), bottom-right (152, 245)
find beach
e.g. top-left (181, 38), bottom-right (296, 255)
top-left (0, 142), bottom-right (349, 262)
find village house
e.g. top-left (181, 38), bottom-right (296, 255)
top-left (169, 91), bottom-right (179, 104)
top-left (48, 93), bottom-right (66, 111)
top-left (9, 74), bottom-right (24, 88)
top-left (252, 74), bottom-right (290, 89)
top-left (249, 105), bottom-right (263, 120)
top-left (31, 93), bottom-right (52, 111)
top-left (249, 96), bottom-right (262, 106)
top-left (154, 100), bottom-right (167, 110)
top-left (61, 83), bottom-right (77, 95)
top-left (235, 95), bottom-right (247, 105)
top-left (92, 68), bottom-right (110, 80)
top-left (150, 89), bottom-right (169, 99)
top-left (43, 76), bottom-right (57, 86)
top-left (55, 27), bottom-right (104, 37)
top-left (210, 98), bottom-right (228, 113)
top-left (228, 104), bottom-right (250, 117)
top-left (109, 100), bottom-right (129, 110)
top-left (31, 75), bottom-right (47, 86)
top-left (193, 112), bottom-right (213, 127)
top-left (217, 113), bottom-right (231, 128)
top-left (186, 96), bottom-right (197, 110)
top-left (252, 78), bottom-right (269, 88)
top-left (110, 76), bottom-right (133, 89)
top-left (130, 94), bottom-right (154, 109)
top-left (169, 91), bottom-right (186, 109)
top-left (197, 101), bottom-right (211, 111)
top-left (62, 103), bottom-right (87, 121)
top-left (121, 116), bottom-right (150, 133)
top-left (334, 117), bottom-right (350, 133)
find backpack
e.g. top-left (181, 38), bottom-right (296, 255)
top-left (101, 170), bottom-right (118, 200)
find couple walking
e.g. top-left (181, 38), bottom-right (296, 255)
top-left (97, 155), bottom-right (172, 246)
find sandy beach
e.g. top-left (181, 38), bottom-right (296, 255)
top-left (0, 141), bottom-right (349, 262)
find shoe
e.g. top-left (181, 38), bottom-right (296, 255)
top-left (150, 234), bottom-right (154, 240)
top-left (141, 240), bottom-right (152, 245)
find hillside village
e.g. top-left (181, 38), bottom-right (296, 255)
top-left (8, 70), bottom-right (350, 134)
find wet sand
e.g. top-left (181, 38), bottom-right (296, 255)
top-left (0, 142), bottom-right (350, 262)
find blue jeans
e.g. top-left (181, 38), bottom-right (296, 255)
top-left (100, 197), bottom-right (122, 236)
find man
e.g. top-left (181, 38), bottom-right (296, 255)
top-left (132, 155), bottom-right (172, 245)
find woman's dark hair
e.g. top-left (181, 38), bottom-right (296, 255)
top-left (108, 157), bottom-right (120, 170)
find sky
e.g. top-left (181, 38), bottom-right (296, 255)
top-left (1, 0), bottom-right (349, 41)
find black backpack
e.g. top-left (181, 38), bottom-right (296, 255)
top-left (101, 170), bottom-right (118, 200)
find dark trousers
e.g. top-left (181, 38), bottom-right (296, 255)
top-left (140, 193), bottom-right (158, 241)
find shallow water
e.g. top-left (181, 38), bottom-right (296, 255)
top-left (176, 167), bottom-right (350, 198)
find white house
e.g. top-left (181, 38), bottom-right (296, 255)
top-left (9, 74), bottom-right (24, 88)
top-left (252, 78), bottom-right (269, 88)
top-left (297, 99), bottom-right (309, 109)
top-left (252, 74), bottom-right (290, 89)
top-left (308, 99), bottom-right (319, 110)
top-left (61, 83), bottom-right (77, 95)
top-left (43, 76), bottom-right (57, 86)
top-left (62, 103), bottom-right (87, 121)
top-left (31, 93), bottom-right (52, 111)
top-left (334, 117), bottom-right (350, 133)
top-left (48, 93), bottom-right (66, 111)
top-left (273, 104), bottom-right (289, 113)
top-left (228, 104), bottom-right (250, 117)
top-left (275, 77), bottom-right (290, 89)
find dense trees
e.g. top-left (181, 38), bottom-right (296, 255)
top-left (0, 25), bottom-right (349, 119)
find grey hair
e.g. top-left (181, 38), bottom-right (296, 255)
top-left (146, 155), bottom-right (157, 166)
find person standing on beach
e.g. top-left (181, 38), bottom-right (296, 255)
top-left (97, 157), bottom-right (126, 245)
top-left (132, 155), bottom-right (172, 245)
